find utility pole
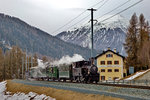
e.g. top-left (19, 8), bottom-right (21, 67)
top-left (88, 8), bottom-right (97, 58)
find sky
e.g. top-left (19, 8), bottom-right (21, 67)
top-left (0, 0), bottom-right (149, 35)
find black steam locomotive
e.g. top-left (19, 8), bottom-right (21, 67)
top-left (29, 60), bottom-right (100, 83)
top-left (72, 61), bottom-right (99, 83)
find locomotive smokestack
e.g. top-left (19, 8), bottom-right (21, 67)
top-left (89, 57), bottom-right (94, 65)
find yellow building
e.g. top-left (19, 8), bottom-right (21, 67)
top-left (95, 48), bottom-right (125, 81)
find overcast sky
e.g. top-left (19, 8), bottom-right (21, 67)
top-left (0, 0), bottom-right (149, 35)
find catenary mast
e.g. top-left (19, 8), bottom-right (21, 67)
top-left (88, 8), bottom-right (97, 58)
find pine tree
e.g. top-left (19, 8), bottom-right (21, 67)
top-left (4, 50), bottom-right (11, 79)
top-left (124, 13), bottom-right (138, 71)
top-left (138, 16), bottom-right (150, 69)
top-left (138, 14), bottom-right (149, 48)
top-left (138, 41), bottom-right (150, 69)
top-left (125, 13), bottom-right (150, 72)
top-left (145, 21), bottom-right (150, 41)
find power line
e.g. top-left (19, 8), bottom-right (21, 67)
top-left (98, 0), bottom-right (143, 23)
top-left (65, 14), bottom-right (90, 31)
top-left (59, 0), bottom-right (110, 32)
top-left (54, 0), bottom-right (142, 34)
top-left (96, 0), bottom-right (131, 20)
top-left (88, 0), bottom-right (105, 8)
top-left (74, 0), bottom-right (143, 37)
top-left (52, 0), bottom-right (105, 34)
top-left (82, 0), bottom-right (142, 27)
top-left (97, 0), bottom-right (110, 9)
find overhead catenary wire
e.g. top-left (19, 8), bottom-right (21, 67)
top-left (97, 0), bottom-right (110, 9)
top-left (98, 0), bottom-right (143, 23)
top-left (60, 0), bottom-right (110, 32)
top-left (81, 0), bottom-right (143, 28)
top-left (67, 0), bottom-right (131, 31)
top-left (61, 0), bottom-right (132, 32)
top-left (59, 0), bottom-right (132, 32)
top-left (71, 0), bottom-right (143, 38)
top-left (54, 0), bottom-right (143, 35)
top-left (52, 0), bottom-right (105, 34)
top-left (96, 0), bottom-right (131, 20)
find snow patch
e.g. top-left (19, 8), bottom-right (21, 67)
top-left (0, 81), bottom-right (6, 94)
top-left (125, 69), bottom-right (150, 80)
top-left (0, 81), bottom-right (55, 100)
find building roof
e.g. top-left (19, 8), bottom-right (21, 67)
top-left (95, 49), bottom-right (125, 59)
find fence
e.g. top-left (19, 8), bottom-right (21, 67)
top-left (98, 80), bottom-right (150, 86)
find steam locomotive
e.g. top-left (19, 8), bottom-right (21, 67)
top-left (29, 60), bottom-right (99, 83)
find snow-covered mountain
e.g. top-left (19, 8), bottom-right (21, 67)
top-left (56, 15), bottom-right (129, 56)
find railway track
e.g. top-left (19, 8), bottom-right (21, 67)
top-left (34, 79), bottom-right (150, 90)
top-left (97, 83), bottom-right (150, 90)
top-left (12, 79), bottom-right (150, 100)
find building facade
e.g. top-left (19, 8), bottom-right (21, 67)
top-left (95, 48), bottom-right (125, 81)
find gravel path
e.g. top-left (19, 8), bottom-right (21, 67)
top-left (12, 79), bottom-right (150, 100)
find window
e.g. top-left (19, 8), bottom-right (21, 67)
top-left (100, 61), bottom-right (105, 65)
top-left (101, 76), bottom-right (105, 80)
top-left (108, 69), bottom-right (112, 72)
top-left (114, 61), bottom-right (119, 64)
top-left (114, 69), bottom-right (119, 72)
top-left (107, 61), bottom-right (112, 65)
top-left (101, 69), bottom-right (105, 72)
top-left (106, 54), bottom-right (113, 57)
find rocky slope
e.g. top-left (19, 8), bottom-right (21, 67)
top-left (57, 15), bottom-right (128, 56)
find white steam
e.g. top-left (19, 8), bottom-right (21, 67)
top-left (52, 54), bottom-right (84, 66)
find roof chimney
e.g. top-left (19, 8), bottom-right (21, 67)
top-left (107, 47), bottom-right (110, 50)
top-left (114, 48), bottom-right (117, 53)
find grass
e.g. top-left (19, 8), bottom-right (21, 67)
top-left (6, 80), bottom-right (123, 100)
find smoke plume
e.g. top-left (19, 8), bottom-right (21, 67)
top-left (52, 54), bottom-right (84, 66)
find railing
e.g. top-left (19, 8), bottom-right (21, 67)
top-left (98, 80), bottom-right (150, 86)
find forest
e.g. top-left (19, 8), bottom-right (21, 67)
top-left (0, 46), bottom-right (38, 81)
top-left (125, 13), bottom-right (150, 72)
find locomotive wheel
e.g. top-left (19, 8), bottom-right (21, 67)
top-left (95, 81), bottom-right (98, 84)
top-left (63, 79), bottom-right (66, 82)
top-left (76, 80), bottom-right (79, 83)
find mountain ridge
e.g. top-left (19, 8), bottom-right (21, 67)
top-left (0, 13), bottom-right (98, 59)
top-left (57, 15), bottom-right (128, 56)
